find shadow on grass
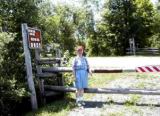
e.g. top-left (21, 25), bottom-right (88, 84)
top-left (83, 100), bottom-right (160, 108)
top-left (45, 97), bottom-right (76, 112)
top-left (26, 96), bottom-right (160, 116)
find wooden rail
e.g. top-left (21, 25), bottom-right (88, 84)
top-left (126, 48), bottom-right (160, 55)
top-left (45, 85), bottom-right (160, 95)
top-left (42, 67), bottom-right (136, 73)
top-left (36, 73), bottom-right (57, 78)
top-left (36, 58), bottom-right (61, 65)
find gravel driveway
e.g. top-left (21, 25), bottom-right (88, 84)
top-left (88, 57), bottom-right (160, 69)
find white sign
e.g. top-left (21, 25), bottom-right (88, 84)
top-left (28, 28), bottom-right (42, 49)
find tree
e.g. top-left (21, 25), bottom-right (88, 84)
top-left (0, 0), bottom-right (39, 115)
top-left (38, 0), bottom-right (100, 55)
top-left (147, 0), bottom-right (160, 48)
top-left (78, 0), bottom-right (100, 56)
top-left (38, 4), bottom-right (76, 55)
top-left (90, 0), bottom-right (155, 56)
top-left (0, 0), bottom-right (39, 78)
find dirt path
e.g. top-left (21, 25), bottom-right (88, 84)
top-left (68, 74), bottom-right (160, 116)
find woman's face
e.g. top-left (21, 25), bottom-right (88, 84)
top-left (77, 49), bottom-right (83, 56)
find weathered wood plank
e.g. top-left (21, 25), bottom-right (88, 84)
top-left (35, 49), bottom-right (46, 104)
top-left (42, 67), bottom-right (134, 73)
top-left (36, 58), bottom-right (61, 65)
top-left (42, 67), bottom-right (72, 73)
top-left (22, 23), bottom-right (38, 110)
top-left (45, 91), bottom-right (62, 97)
top-left (36, 73), bottom-right (57, 78)
top-left (45, 85), bottom-right (160, 95)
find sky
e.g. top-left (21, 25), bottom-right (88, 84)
top-left (52, 0), bottom-right (158, 5)
top-left (152, 0), bottom-right (158, 4)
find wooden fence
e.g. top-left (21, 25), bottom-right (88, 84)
top-left (126, 48), bottom-right (160, 55)
top-left (34, 52), bottom-right (160, 106)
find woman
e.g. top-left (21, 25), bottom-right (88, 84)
top-left (72, 46), bottom-right (91, 106)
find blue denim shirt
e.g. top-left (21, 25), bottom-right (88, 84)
top-left (72, 56), bottom-right (89, 70)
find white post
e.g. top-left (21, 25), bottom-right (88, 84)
top-left (132, 38), bottom-right (136, 55)
top-left (129, 38), bottom-right (132, 53)
top-left (21, 23), bottom-right (38, 110)
top-left (129, 38), bottom-right (136, 55)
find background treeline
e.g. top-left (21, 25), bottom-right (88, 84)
top-left (0, 0), bottom-right (160, 115)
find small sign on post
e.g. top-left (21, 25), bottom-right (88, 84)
top-left (28, 28), bottom-right (42, 49)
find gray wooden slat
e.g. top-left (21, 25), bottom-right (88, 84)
top-left (42, 67), bottom-right (126, 73)
top-left (22, 23), bottom-right (38, 110)
top-left (36, 58), bottom-right (61, 65)
top-left (36, 73), bottom-right (57, 78)
top-left (45, 91), bottom-right (62, 97)
top-left (45, 85), bottom-right (160, 95)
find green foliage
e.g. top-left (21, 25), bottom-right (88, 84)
top-left (0, 77), bottom-right (28, 115)
top-left (147, 10), bottom-right (160, 48)
top-left (0, 32), bottom-right (15, 60)
top-left (0, 32), bottom-right (14, 47)
top-left (0, 0), bottom-right (39, 32)
top-left (26, 97), bottom-right (76, 116)
top-left (38, 4), bottom-right (78, 55)
top-left (0, 32), bottom-right (28, 115)
top-left (0, 0), bottom-right (39, 115)
top-left (1, 0), bottom-right (160, 115)
top-left (62, 50), bottom-right (74, 86)
top-left (125, 95), bottom-right (141, 106)
top-left (63, 73), bottom-right (74, 86)
top-left (88, 0), bottom-right (156, 56)
top-left (0, 0), bottom-right (39, 78)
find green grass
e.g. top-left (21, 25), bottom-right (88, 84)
top-left (26, 97), bottom-right (75, 116)
top-left (88, 73), bottom-right (122, 87)
top-left (26, 73), bottom-right (122, 116)
top-left (26, 73), bottom-right (158, 116)
top-left (136, 82), bottom-right (146, 89)
top-left (124, 95), bottom-right (141, 106)
top-left (84, 73), bottom-right (122, 100)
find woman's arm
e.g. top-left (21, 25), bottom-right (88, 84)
top-left (85, 57), bottom-right (92, 76)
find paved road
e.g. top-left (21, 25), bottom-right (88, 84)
top-left (87, 56), bottom-right (160, 69)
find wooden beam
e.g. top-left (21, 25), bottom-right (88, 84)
top-left (42, 67), bottom-right (135, 73)
top-left (45, 91), bottom-right (62, 97)
top-left (35, 49), bottom-right (46, 104)
top-left (45, 85), bottom-right (76, 92)
top-left (22, 23), bottom-right (38, 110)
top-left (45, 85), bottom-right (160, 95)
top-left (42, 67), bottom-right (72, 73)
top-left (36, 58), bottom-right (61, 65)
top-left (36, 73), bottom-right (57, 78)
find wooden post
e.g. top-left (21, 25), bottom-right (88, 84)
top-left (57, 73), bottom-right (64, 86)
top-left (21, 23), bottom-right (38, 110)
top-left (35, 49), bottom-right (46, 104)
top-left (56, 55), bottom-right (64, 88)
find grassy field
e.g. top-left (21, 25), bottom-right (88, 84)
top-left (25, 73), bottom-right (160, 116)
